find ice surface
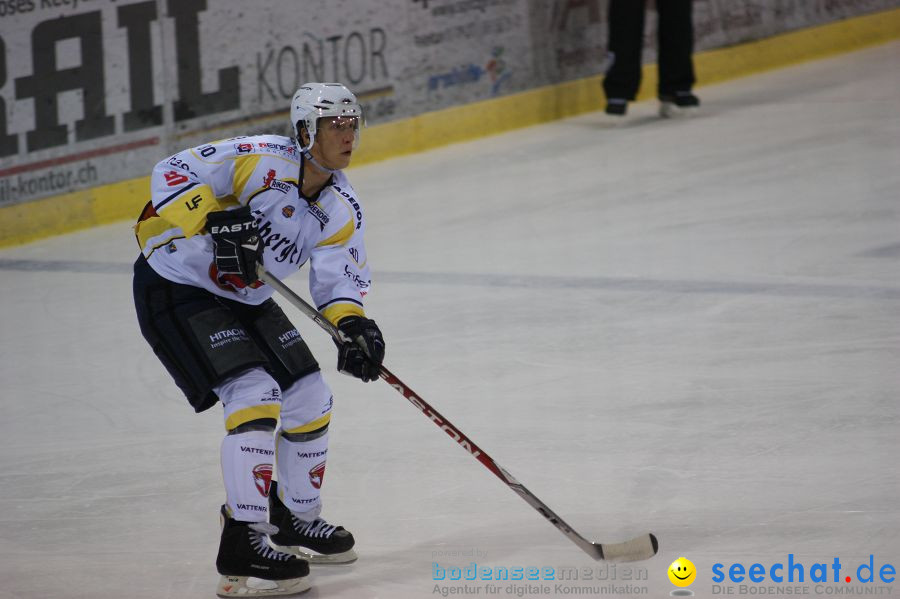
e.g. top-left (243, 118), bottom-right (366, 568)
top-left (1, 42), bottom-right (898, 599)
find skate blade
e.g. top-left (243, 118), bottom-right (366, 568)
top-left (599, 112), bottom-right (628, 128)
top-left (272, 543), bottom-right (359, 565)
top-left (659, 102), bottom-right (699, 119)
top-left (216, 574), bottom-right (311, 597)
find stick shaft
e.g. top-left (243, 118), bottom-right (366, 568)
top-left (376, 362), bottom-right (604, 558)
top-left (257, 268), bottom-right (637, 561)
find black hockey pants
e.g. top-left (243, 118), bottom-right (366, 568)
top-left (132, 255), bottom-right (319, 413)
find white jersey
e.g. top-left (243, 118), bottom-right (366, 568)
top-left (134, 134), bottom-right (370, 324)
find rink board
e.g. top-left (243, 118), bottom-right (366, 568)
top-left (0, 5), bottom-right (899, 247)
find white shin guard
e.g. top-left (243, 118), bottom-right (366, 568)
top-left (221, 430), bottom-right (275, 522)
top-left (276, 429), bottom-right (329, 522)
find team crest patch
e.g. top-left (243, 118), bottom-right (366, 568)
top-left (252, 464), bottom-right (273, 497)
top-left (309, 461), bottom-right (326, 489)
top-left (282, 205), bottom-right (295, 218)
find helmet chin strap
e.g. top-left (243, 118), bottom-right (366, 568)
top-left (296, 142), bottom-right (336, 202)
top-left (301, 147), bottom-right (339, 175)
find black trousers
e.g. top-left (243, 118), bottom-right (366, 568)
top-left (603, 0), bottom-right (696, 101)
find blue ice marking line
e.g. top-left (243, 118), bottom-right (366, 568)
top-left (858, 243), bottom-right (900, 258)
top-left (376, 271), bottom-right (900, 301)
top-left (0, 259), bottom-right (898, 301)
top-left (0, 259), bottom-right (131, 274)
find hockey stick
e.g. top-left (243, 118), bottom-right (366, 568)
top-left (257, 267), bottom-right (658, 562)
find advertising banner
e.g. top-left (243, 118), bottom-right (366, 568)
top-left (0, 0), bottom-right (896, 208)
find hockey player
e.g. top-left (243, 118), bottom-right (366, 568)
top-left (132, 82), bottom-right (385, 597)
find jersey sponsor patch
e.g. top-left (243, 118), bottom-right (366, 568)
top-left (269, 179), bottom-right (293, 194)
top-left (163, 170), bottom-right (189, 187)
top-left (333, 185), bottom-right (362, 229)
top-left (166, 156), bottom-right (199, 178)
top-left (257, 141), bottom-right (297, 156)
top-left (257, 218), bottom-right (303, 264)
top-left (343, 263), bottom-right (370, 291)
top-left (234, 142), bottom-right (255, 154)
top-left (308, 203), bottom-right (330, 230)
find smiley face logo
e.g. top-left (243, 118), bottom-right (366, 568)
top-left (668, 557), bottom-right (696, 587)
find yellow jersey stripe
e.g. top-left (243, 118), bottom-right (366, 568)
top-left (315, 218), bottom-right (354, 248)
top-left (316, 192), bottom-right (357, 247)
top-left (157, 184), bottom-right (222, 237)
top-left (224, 404), bottom-right (281, 432)
top-left (136, 196), bottom-right (240, 253)
top-left (321, 302), bottom-right (365, 326)
top-left (283, 413), bottom-right (332, 435)
top-left (232, 155), bottom-right (262, 200)
top-left (144, 234), bottom-right (186, 257)
top-left (135, 215), bottom-right (176, 250)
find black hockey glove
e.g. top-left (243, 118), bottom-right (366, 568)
top-left (207, 206), bottom-right (262, 287)
top-left (336, 316), bottom-right (385, 383)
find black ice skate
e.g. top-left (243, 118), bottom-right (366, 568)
top-left (216, 505), bottom-right (311, 597)
top-left (605, 98), bottom-right (628, 116)
top-left (659, 91), bottom-right (700, 118)
top-left (268, 481), bottom-right (358, 565)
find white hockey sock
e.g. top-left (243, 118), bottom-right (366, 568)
top-left (276, 430), bottom-right (329, 522)
top-left (221, 430), bottom-right (275, 522)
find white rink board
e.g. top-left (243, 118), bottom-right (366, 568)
top-left (0, 41), bottom-right (898, 598)
top-left (1, 0), bottom-right (898, 206)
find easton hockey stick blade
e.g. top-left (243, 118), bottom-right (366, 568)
top-left (258, 267), bottom-right (659, 562)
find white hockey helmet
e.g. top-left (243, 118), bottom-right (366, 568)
top-left (290, 83), bottom-right (363, 151)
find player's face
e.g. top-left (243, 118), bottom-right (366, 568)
top-left (311, 117), bottom-right (358, 170)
